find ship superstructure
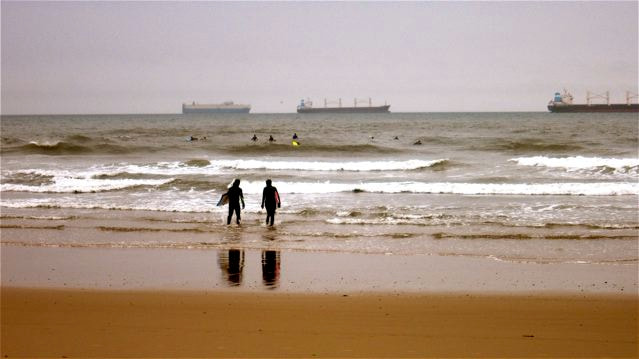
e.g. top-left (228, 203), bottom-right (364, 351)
top-left (547, 90), bottom-right (638, 113)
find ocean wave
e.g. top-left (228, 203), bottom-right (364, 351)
top-left (478, 138), bottom-right (584, 153)
top-left (511, 156), bottom-right (639, 174)
top-left (237, 180), bottom-right (638, 196)
top-left (5, 177), bottom-right (634, 196)
top-left (183, 159), bottom-right (211, 167)
top-left (1, 224), bottom-right (65, 230)
top-left (1, 171), bottom-right (55, 186)
top-left (221, 143), bottom-right (402, 155)
top-left (213, 158), bottom-right (449, 172)
top-left (0, 177), bottom-right (173, 193)
top-left (5, 141), bottom-right (131, 155)
top-left (160, 178), bottom-right (229, 192)
top-left (1, 137), bottom-right (160, 156)
top-left (432, 233), bottom-right (637, 240)
top-left (9, 158), bottom-right (449, 180)
top-left (2, 167), bottom-right (637, 196)
top-left (0, 215), bottom-right (77, 221)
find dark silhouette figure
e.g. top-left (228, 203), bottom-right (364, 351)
top-left (218, 249), bottom-right (244, 286)
top-left (269, 135), bottom-right (275, 142)
top-left (261, 179), bottom-right (281, 226)
top-left (226, 179), bottom-right (245, 225)
top-left (261, 250), bottom-right (280, 288)
top-left (292, 133), bottom-right (298, 139)
top-left (251, 134), bottom-right (258, 141)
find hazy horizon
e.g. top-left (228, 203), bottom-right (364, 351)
top-left (2, 1), bottom-right (637, 115)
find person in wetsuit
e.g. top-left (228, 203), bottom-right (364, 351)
top-left (261, 179), bottom-right (281, 226)
top-left (226, 179), bottom-right (245, 225)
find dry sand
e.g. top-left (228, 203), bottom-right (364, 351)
top-left (2, 287), bottom-right (637, 358)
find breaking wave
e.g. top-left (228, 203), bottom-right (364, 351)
top-left (5, 141), bottom-right (134, 155)
top-left (2, 158), bottom-right (451, 182)
top-left (1, 135), bottom-right (161, 155)
top-left (236, 180), bottom-right (638, 196)
top-left (0, 177), bottom-right (173, 193)
top-left (511, 156), bottom-right (639, 175)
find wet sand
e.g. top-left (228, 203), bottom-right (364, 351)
top-left (2, 287), bottom-right (637, 357)
top-left (3, 245), bottom-right (637, 293)
top-left (2, 242), bottom-right (638, 357)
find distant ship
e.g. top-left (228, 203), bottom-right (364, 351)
top-left (547, 90), bottom-right (638, 113)
top-left (182, 101), bottom-right (251, 114)
top-left (297, 98), bottom-right (390, 114)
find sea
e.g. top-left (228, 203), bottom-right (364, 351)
top-left (1, 112), bottom-right (638, 266)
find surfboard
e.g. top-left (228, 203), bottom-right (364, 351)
top-left (291, 140), bottom-right (300, 147)
top-left (274, 190), bottom-right (280, 204)
top-left (216, 193), bottom-right (229, 206)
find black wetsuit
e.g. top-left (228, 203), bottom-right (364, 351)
top-left (226, 185), bottom-right (244, 225)
top-left (261, 185), bottom-right (280, 226)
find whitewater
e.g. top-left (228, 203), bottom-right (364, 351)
top-left (1, 112), bottom-right (637, 264)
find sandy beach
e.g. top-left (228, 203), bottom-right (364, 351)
top-left (1, 287), bottom-right (636, 358)
top-left (2, 244), bottom-right (638, 357)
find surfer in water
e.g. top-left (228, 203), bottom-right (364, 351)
top-left (261, 179), bottom-right (281, 226)
top-left (226, 179), bottom-right (245, 225)
top-left (251, 134), bottom-right (258, 142)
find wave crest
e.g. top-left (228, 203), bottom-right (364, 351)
top-left (0, 177), bottom-right (173, 193)
top-left (221, 143), bottom-right (402, 155)
top-left (481, 139), bottom-right (583, 153)
top-left (237, 180), bottom-right (638, 196)
top-left (511, 156), bottom-right (639, 174)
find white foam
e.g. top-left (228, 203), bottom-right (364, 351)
top-left (237, 180), bottom-right (638, 196)
top-left (217, 159), bottom-right (446, 171)
top-left (0, 194), bottom-right (219, 213)
top-left (28, 140), bottom-right (61, 147)
top-left (92, 158), bottom-right (448, 175)
top-left (2, 159), bottom-right (448, 183)
top-left (0, 177), bottom-right (173, 193)
top-left (511, 156), bottom-right (639, 173)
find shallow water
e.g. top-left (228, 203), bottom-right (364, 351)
top-left (1, 112), bottom-right (637, 264)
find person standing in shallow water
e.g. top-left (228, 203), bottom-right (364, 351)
top-left (226, 179), bottom-right (245, 225)
top-left (261, 179), bottom-right (281, 226)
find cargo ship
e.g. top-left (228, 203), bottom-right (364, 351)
top-left (182, 101), bottom-right (250, 114)
top-left (547, 90), bottom-right (638, 113)
top-left (297, 98), bottom-right (390, 114)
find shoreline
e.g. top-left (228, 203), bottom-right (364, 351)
top-left (2, 245), bottom-right (637, 294)
top-left (2, 287), bottom-right (637, 357)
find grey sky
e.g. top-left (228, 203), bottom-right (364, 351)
top-left (1, 1), bottom-right (637, 114)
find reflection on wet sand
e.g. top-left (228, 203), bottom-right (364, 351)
top-left (218, 249), bottom-right (244, 286)
top-left (217, 249), bottom-right (281, 288)
top-left (261, 250), bottom-right (280, 288)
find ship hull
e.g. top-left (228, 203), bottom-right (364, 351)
top-left (183, 107), bottom-right (250, 114)
top-left (548, 104), bottom-right (639, 113)
top-left (297, 105), bottom-right (390, 114)
top-left (182, 103), bottom-right (250, 114)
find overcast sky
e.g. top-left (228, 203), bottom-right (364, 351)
top-left (1, 1), bottom-right (637, 114)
